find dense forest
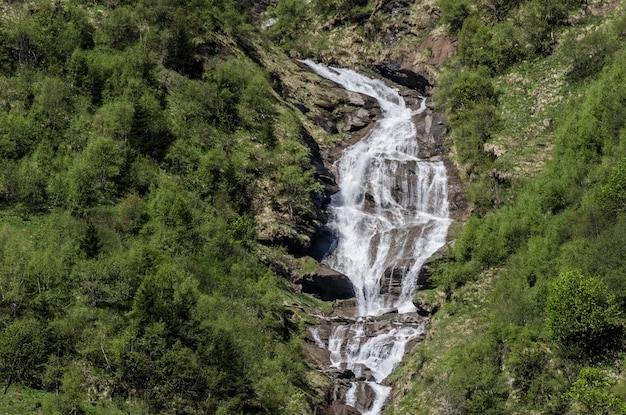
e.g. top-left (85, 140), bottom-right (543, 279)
top-left (0, 1), bottom-right (328, 414)
top-left (3, 0), bottom-right (626, 414)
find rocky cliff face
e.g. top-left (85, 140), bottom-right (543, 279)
top-left (241, 0), bottom-right (462, 257)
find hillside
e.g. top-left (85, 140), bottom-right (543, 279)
top-left (0, 1), bottom-right (354, 414)
top-left (265, 0), bottom-right (626, 414)
top-left (2, 0), bottom-right (626, 415)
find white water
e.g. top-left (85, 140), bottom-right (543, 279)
top-left (302, 60), bottom-right (450, 414)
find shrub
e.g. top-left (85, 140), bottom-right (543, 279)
top-left (545, 270), bottom-right (621, 357)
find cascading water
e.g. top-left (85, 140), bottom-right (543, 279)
top-left (302, 60), bottom-right (451, 414)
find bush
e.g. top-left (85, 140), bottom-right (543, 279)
top-left (564, 29), bottom-right (617, 82)
top-left (545, 270), bottom-right (621, 357)
top-left (458, 18), bottom-right (523, 72)
top-left (439, 0), bottom-right (472, 34)
top-left (566, 368), bottom-right (626, 414)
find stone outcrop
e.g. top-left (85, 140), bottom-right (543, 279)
top-left (377, 61), bottom-right (431, 93)
top-left (295, 264), bottom-right (355, 301)
top-left (304, 312), bottom-right (428, 413)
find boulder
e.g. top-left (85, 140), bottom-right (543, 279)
top-left (344, 108), bottom-right (374, 132)
top-left (297, 264), bottom-right (355, 301)
top-left (302, 341), bottom-right (331, 370)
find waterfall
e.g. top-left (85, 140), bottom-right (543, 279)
top-left (302, 60), bottom-right (451, 414)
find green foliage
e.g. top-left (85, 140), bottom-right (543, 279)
top-left (546, 270), bottom-right (621, 356)
top-left (428, 4), bottom-right (626, 413)
top-left (0, 1), bottom-right (322, 413)
top-left (458, 18), bottom-right (523, 72)
top-left (438, 66), bottom-right (500, 194)
top-left (480, 0), bottom-right (523, 23)
top-left (0, 318), bottom-right (50, 391)
top-left (597, 160), bottom-right (626, 219)
top-left (267, 0), bottom-right (309, 45)
top-left (129, 93), bottom-right (175, 161)
top-left (438, 66), bottom-right (497, 115)
top-left (443, 330), bottom-right (509, 414)
top-left (564, 28), bottom-right (619, 83)
top-left (506, 334), bottom-right (566, 406)
top-left (440, 0), bottom-right (472, 34)
top-left (163, 21), bottom-right (203, 79)
top-left (566, 368), bottom-right (626, 415)
top-left (311, 0), bottom-right (373, 23)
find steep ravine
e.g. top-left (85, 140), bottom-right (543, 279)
top-left (294, 62), bottom-right (465, 415)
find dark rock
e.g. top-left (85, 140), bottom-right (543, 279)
top-left (376, 61), bottom-right (431, 93)
top-left (444, 158), bottom-right (468, 222)
top-left (380, 0), bottom-right (412, 15)
top-left (317, 117), bottom-right (339, 134)
top-left (337, 369), bottom-right (356, 380)
top-left (380, 267), bottom-right (405, 296)
top-left (297, 264), bottom-right (355, 301)
top-left (308, 225), bottom-right (337, 261)
top-left (294, 102), bottom-right (309, 114)
top-left (417, 246), bottom-right (447, 289)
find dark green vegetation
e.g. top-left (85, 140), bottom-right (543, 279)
top-left (0, 1), bottom-right (326, 414)
top-left (5, 0), bottom-right (626, 414)
top-left (390, 0), bottom-right (626, 414)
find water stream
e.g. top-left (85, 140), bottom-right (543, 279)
top-left (302, 61), bottom-right (451, 414)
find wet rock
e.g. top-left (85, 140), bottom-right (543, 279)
top-left (351, 382), bottom-right (377, 413)
top-left (317, 117), bottom-right (339, 134)
top-left (444, 158), bottom-right (468, 222)
top-left (417, 245), bottom-right (448, 288)
top-left (326, 403), bottom-right (361, 415)
top-left (337, 369), bottom-right (356, 380)
top-left (308, 225), bottom-right (337, 261)
top-left (380, 267), bottom-right (405, 296)
top-left (302, 341), bottom-right (331, 370)
top-left (343, 90), bottom-right (367, 107)
top-left (296, 264), bottom-right (355, 301)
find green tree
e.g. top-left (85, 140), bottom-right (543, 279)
top-left (0, 318), bottom-right (50, 393)
top-left (164, 23), bottom-right (203, 79)
top-left (129, 94), bottom-right (175, 161)
top-left (59, 362), bottom-right (87, 415)
top-left (439, 0), bottom-right (472, 34)
top-left (480, 0), bottom-right (523, 23)
top-left (97, 6), bottom-right (140, 50)
top-left (546, 270), bottom-right (621, 356)
top-left (84, 136), bottom-right (123, 198)
top-left (566, 368), bottom-right (626, 414)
